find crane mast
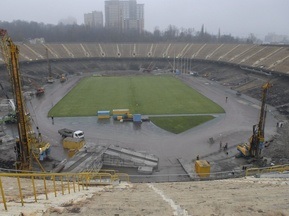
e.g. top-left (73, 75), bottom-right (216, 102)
top-left (249, 82), bottom-right (271, 158)
top-left (237, 82), bottom-right (271, 159)
top-left (0, 29), bottom-right (50, 170)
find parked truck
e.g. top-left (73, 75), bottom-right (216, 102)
top-left (58, 128), bottom-right (84, 139)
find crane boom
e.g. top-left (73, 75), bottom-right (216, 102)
top-left (0, 29), bottom-right (50, 170)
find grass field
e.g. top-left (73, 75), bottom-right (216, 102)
top-left (150, 115), bottom-right (215, 134)
top-left (49, 75), bottom-right (224, 117)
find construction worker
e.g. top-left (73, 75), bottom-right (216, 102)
top-left (51, 115), bottom-right (54, 125)
top-left (196, 155), bottom-right (200, 160)
top-left (224, 143), bottom-right (228, 150)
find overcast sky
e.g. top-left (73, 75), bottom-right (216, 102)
top-left (1, 0), bottom-right (289, 39)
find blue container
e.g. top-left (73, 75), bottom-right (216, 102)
top-left (133, 114), bottom-right (142, 122)
top-left (97, 110), bottom-right (110, 116)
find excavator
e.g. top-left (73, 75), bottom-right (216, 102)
top-left (237, 82), bottom-right (272, 159)
top-left (0, 29), bottom-right (50, 171)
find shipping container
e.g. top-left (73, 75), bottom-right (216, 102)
top-left (133, 114), bottom-right (142, 122)
top-left (97, 110), bottom-right (110, 119)
top-left (112, 109), bottom-right (130, 115)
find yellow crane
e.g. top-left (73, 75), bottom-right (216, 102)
top-left (0, 29), bottom-right (50, 171)
top-left (237, 82), bottom-right (272, 159)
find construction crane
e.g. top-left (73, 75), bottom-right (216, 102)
top-left (46, 48), bottom-right (54, 83)
top-left (237, 82), bottom-right (272, 159)
top-left (0, 29), bottom-right (50, 171)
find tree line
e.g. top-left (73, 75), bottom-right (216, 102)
top-left (0, 20), bottom-right (254, 43)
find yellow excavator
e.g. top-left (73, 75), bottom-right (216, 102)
top-left (237, 82), bottom-right (272, 159)
top-left (0, 29), bottom-right (50, 171)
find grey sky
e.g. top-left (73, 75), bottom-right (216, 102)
top-left (1, 0), bottom-right (288, 39)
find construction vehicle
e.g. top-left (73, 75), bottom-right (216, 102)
top-left (0, 98), bottom-right (17, 124)
top-left (58, 128), bottom-right (84, 139)
top-left (2, 99), bottom-right (17, 124)
top-left (35, 87), bottom-right (45, 96)
top-left (1, 113), bottom-right (17, 124)
top-left (29, 79), bottom-right (45, 96)
top-left (237, 82), bottom-right (272, 159)
top-left (0, 29), bottom-right (50, 170)
top-left (46, 48), bottom-right (54, 83)
top-left (60, 74), bottom-right (67, 83)
top-left (236, 91), bottom-right (242, 96)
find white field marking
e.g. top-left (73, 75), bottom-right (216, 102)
top-left (147, 183), bottom-right (190, 216)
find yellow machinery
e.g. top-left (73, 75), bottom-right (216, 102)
top-left (195, 160), bottom-right (210, 177)
top-left (62, 137), bottom-right (85, 150)
top-left (237, 82), bottom-right (272, 159)
top-left (0, 29), bottom-right (50, 171)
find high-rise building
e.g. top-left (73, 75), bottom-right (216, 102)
top-left (105, 0), bottom-right (121, 30)
top-left (264, 33), bottom-right (289, 44)
top-left (84, 11), bottom-right (103, 28)
top-left (105, 0), bottom-right (144, 33)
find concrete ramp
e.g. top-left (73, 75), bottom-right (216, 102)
top-left (51, 145), bottom-right (158, 174)
top-left (103, 145), bottom-right (159, 170)
top-left (52, 146), bottom-right (105, 173)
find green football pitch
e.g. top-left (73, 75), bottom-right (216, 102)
top-left (49, 75), bottom-right (224, 117)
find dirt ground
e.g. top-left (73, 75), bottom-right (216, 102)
top-left (1, 176), bottom-right (289, 216)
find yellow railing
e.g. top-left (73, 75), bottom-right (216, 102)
top-left (0, 171), bottom-right (129, 211)
top-left (99, 169), bottom-right (130, 182)
top-left (245, 164), bottom-right (289, 176)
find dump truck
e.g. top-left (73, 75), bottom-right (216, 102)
top-left (58, 128), bottom-right (84, 139)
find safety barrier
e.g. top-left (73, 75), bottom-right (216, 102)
top-left (245, 164), bottom-right (289, 176)
top-left (99, 169), bottom-right (130, 182)
top-left (0, 171), bottom-right (129, 211)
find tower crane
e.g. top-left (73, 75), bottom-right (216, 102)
top-left (0, 29), bottom-right (50, 171)
top-left (237, 82), bottom-right (272, 159)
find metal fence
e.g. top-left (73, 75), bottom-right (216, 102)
top-left (0, 170), bottom-right (129, 211)
top-left (245, 164), bottom-right (289, 176)
top-left (128, 170), bottom-right (245, 183)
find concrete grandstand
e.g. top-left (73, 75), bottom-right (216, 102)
top-left (1, 42), bottom-right (289, 215)
top-left (2, 43), bottom-right (288, 74)
top-left (1, 42), bottom-right (288, 114)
